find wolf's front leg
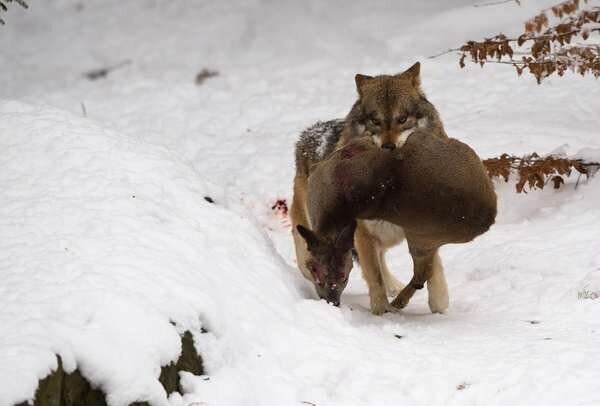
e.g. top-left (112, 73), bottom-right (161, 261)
top-left (426, 251), bottom-right (448, 313)
top-left (355, 224), bottom-right (397, 315)
top-left (379, 250), bottom-right (405, 297)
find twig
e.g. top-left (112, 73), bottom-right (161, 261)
top-left (474, 0), bottom-right (517, 8)
top-left (468, 27), bottom-right (599, 46)
top-left (0, 0), bottom-right (28, 9)
top-left (428, 48), bottom-right (460, 59)
top-left (195, 68), bottom-right (219, 85)
top-left (430, 27), bottom-right (599, 60)
top-left (524, 27), bottom-right (600, 42)
top-left (575, 172), bottom-right (583, 189)
top-left (0, 0), bottom-right (28, 24)
top-left (80, 101), bottom-right (87, 117)
top-left (480, 56), bottom-right (598, 66)
top-left (84, 59), bottom-right (132, 81)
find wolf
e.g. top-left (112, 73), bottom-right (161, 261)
top-left (291, 62), bottom-right (450, 314)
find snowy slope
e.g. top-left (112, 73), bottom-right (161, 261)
top-left (0, 101), bottom-right (302, 405)
top-left (1, 0), bottom-right (600, 405)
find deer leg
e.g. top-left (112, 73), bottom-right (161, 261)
top-left (354, 224), bottom-right (397, 315)
top-left (390, 244), bottom-right (436, 310)
top-left (427, 250), bottom-right (449, 313)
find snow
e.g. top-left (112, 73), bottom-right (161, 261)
top-left (0, 101), bottom-right (301, 405)
top-left (1, 0), bottom-right (599, 405)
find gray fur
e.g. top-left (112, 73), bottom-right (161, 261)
top-left (295, 119), bottom-right (345, 176)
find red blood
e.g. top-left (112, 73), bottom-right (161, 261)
top-left (271, 199), bottom-right (289, 216)
top-left (339, 143), bottom-right (366, 160)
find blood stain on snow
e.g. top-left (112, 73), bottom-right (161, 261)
top-left (456, 383), bottom-right (471, 391)
top-left (271, 199), bottom-right (289, 216)
top-left (271, 198), bottom-right (291, 228)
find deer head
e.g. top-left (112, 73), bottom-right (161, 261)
top-left (296, 221), bottom-right (356, 306)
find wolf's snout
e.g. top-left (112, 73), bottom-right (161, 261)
top-left (381, 142), bottom-right (396, 150)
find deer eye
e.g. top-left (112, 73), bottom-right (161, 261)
top-left (308, 263), bottom-right (323, 283)
top-left (397, 116), bottom-right (407, 124)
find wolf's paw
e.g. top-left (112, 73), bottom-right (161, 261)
top-left (370, 296), bottom-right (399, 315)
top-left (427, 276), bottom-right (449, 314)
top-left (427, 288), bottom-right (449, 314)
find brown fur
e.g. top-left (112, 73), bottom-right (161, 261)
top-left (340, 62), bottom-right (449, 314)
top-left (292, 63), bottom-right (452, 312)
top-left (298, 131), bottom-right (497, 310)
top-left (293, 63), bottom-right (446, 180)
top-left (338, 62), bottom-right (447, 149)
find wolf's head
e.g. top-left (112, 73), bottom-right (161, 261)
top-left (296, 222), bottom-right (356, 306)
top-left (353, 62), bottom-right (430, 150)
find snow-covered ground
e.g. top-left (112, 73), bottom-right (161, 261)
top-left (1, 0), bottom-right (599, 405)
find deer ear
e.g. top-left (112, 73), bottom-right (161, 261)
top-left (355, 74), bottom-right (373, 97)
top-left (297, 225), bottom-right (321, 252)
top-left (334, 221), bottom-right (356, 252)
top-left (396, 62), bottom-right (421, 87)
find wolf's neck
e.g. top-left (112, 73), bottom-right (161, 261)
top-left (345, 100), bottom-right (365, 138)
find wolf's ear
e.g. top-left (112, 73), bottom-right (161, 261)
top-left (355, 74), bottom-right (373, 97)
top-left (297, 225), bottom-right (321, 252)
top-left (397, 62), bottom-right (421, 87)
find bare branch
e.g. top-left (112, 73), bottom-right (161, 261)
top-left (428, 48), bottom-right (460, 59)
top-left (474, 0), bottom-right (518, 8)
top-left (0, 0), bottom-right (28, 24)
top-left (83, 60), bottom-right (132, 81)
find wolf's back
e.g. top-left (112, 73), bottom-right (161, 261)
top-left (295, 119), bottom-right (345, 177)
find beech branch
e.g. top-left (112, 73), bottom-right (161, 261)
top-left (431, 1), bottom-right (600, 83)
top-left (483, 153), bottom-right (600, 193)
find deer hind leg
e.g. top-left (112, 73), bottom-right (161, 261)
top-left (354, 224), bottom-right (397, 315)
top-left (427, 250), bottom-right (449, 313)
top-left (390, 242), bottom-right (437, 310)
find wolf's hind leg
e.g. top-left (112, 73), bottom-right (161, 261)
top-left (427, 251), bottom-right (448, 313)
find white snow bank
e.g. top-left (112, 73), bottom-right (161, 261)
top-left (0, 101), bottom-right (300, 405)
top-left (3, 101), bottom-right (600, 406)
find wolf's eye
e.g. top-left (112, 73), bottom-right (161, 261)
top-left (369, 117), bottom-right (381, 126)
top-left (397, 116), bottom-right (407, 124)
